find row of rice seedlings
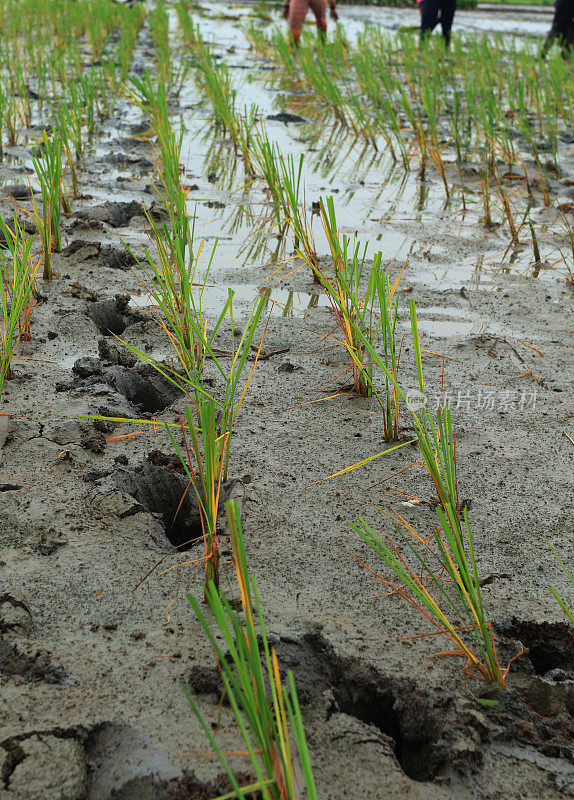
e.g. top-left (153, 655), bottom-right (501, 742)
top-left (0, 216), bottom-right (38, 398)
top-left (99, 62), bottom-right (268, 593)
top-left (150, 0), bottom-right (189, 96)
top-left (0, 0), bottom-right (146, 156)
top-left (183, 499), bottom-right (318, 799)
top-left (350, 301), bottom-right (512, 686)
top-left (130, 67), bottom-right (268, 474)
top-left (248, 25), bottom-right (568, 215)
top-left (176, 7), bottom-right (258, 172)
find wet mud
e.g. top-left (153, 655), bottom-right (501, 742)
top-left (1, 1), bottom-right (573, 799)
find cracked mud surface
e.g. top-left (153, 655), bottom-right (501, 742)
top-left (1, 1), bottom-right (573, 799)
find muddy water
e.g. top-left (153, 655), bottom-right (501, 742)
top-left (157, 1), bottom-right (569, 320)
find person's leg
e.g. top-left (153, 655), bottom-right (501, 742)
top-left (420, 0), bottom-right (440, 42)
top-left (439, 0), bottom-right (456, 46)
top-left (544, 0), bottom-right (574, 55)
top-left (289, 0), bottom-right (311, 44)
top-left (308, 0), bottom-right (328, 39)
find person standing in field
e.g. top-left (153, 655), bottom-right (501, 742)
top-left (284, 0), bottom-right (338, 44)
top-left (419, 0), bottom-right (457, 46)
top-left (542, 0), bottom-right (574, 57)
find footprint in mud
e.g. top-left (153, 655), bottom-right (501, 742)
top-left (187, 631), bottom-right (481, 782)
top-left (497, 619), bottom-right (574, 676)
top-left (0, 594), bottom-right (74, 685)
top-left (113, 453), bottom-right (206, 552)
top-left (186, 630), bottom-right (574, 787)
top-left (64, 357), bottom-right (183, 415)
top-left (0, 729), bottom-right (85, 798)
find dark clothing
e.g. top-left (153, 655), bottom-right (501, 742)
top-left (421, 0), bottom-right (457, 45)
top-left (545, 0), bottom-right (574, 52)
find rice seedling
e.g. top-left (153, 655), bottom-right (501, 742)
top-left (30, 131), bottom-right (64, 280)
top-left (183, 498), bottom-right (318, 799)
top-left (176, 16), bottom-right (258, 172)
top-left (276, 153), bottom-right (319, 275)
top-left (302, 196), bottom-right (404, 439)
top-left (348, 302), bottom-right (513, 686)
top-left (493, 169), bottom-right (519, 245)
top-left (554, 208), bottom-right (574, 286)
top-left (548, 542), bottom-right (574, 626)
top-left (352, 503), bottom-right (510, 686)
top-left (167, 401), bottom-right (225, 596)
top-left (151, 0), bottom-right (189, 95)
top-left (477, 154), bottom-right (493, 227)
top-left (0, 215), bottom-right (38, 397)
top-left (121, 274), bottom-right (266, 483)
top-left (54, 90), bottom-right (84, 164)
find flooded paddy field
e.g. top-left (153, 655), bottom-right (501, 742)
top-left (1, 1), bottom-right (573, 798)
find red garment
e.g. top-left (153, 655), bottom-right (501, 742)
top-left (289, 0), bottom-right (327, 39)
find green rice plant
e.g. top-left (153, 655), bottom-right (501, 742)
top-left (31, 131), bottom-right (64, 280)
top-left (297, 47), bottom-right (354, 132)
top-left (0, 82), bottom-right (6, 159)
top-left (554, 207), bottom-right (574, 286)
top-left (128, 207), bottom-right (218, 390)
top-left (54, 91), bottom-right (84, 163)
top-left (420, 84), bottom-right (449, 198)
top-left (193, 46), bottom-right (258, 172)
top-left (78, 74), bottom-right (97, 136)
top-left (250, 135), bottom-right (289, 228)
top-left (121, 280), bottom-right (266, 482)
top-left (448, 91), bottom-right (468, 208)
top-left (276, 153), bottom-right (319, 276)
top-left (493, 169), bottom-right (519, 245)
top-left (352, 502), bottom-right (510, 686)
top-left (183, 499), bottom-right (318, 799)
top-left (3, 83), bottom-right (25, 148)
top-left (167, 401), bottom-right (225, 597)
top-left (0, 216), bottom-right (38, 397)
top-left (548, 542), bottom-right (574, 625)
top-left (528, 218), bottom-right (541, 267)
top-left (309, 197), bottom-right (397, 407)
top-left (150, 0), bottom-right (189, 95)
top-left (349, 303), bottom-right (512, 686)
top-left (57, 121), bottom-right (79, 200)
top-left (477, 153), bottom-right (492, 226)
top-left (307, 196), bottom-right (404, 440)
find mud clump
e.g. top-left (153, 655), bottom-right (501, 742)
top-left (86, 294), bottom-right (132, 336)
top-left (99, 244), bottom-right (139, 272)
top-left (76, 200), bottom-right (143, 229)
top-left (267, 112), bottom-right (307, 124)
top-left (98, 338), bottom-right (137, 368)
